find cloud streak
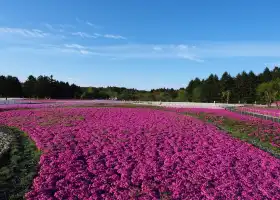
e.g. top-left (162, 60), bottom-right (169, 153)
top-left (0, 27), bottom-right (49, 38)
top-left (43, 23), bottom-right (60, 32)
top-left (76, 18), bottom-right (100, 28)
top-left (71, 31), bottom-right (126, 40)
top-left (64, 44), bottom-right (85, 49)
top-left (43, 23), bottom-right (75, 32)
top-left (86, 21), bottom-right (100, 28)
top-left (0, 25), bottom-right (126, 44)
top-left (104, 34), bottom-right (126, 40)
top-left (4, 38), bottom-right (280, 62)
top-left (195, 42), bottom-right (280, 57)
top-left (58, 43), bottom-right (202, 60)
top-left (71, 32), bottom-right (98, 38)
top-left (55, 42), bottom-right (280, 61)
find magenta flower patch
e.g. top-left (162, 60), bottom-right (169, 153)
top-left (1, 107), bottom-right (280, 199)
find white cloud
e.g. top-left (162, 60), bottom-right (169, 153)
top-left (177, 54), bottom-right (204, 62)
top-left (75, 18), bottom-right (83, 23)
top-left (80, 50), bottom-right (90, 55)
top-left (72, 32), bottom-right (97, 38)
top-left (153, 46), bottom-right (162, 51)
top-left (86, 21), bottom-right (94, 26)
top-left (58, 24), bottom-right (75, 29)
top-left (62, 44), bottom-right (103, 56)
top-left (5, 39), bottom-right (280, 62)
top-left (43, 23), bottom-right (55, 31)
top-left (71, 31), bottom-right (126, 40)
top-left (104, 34), bottom-right (126, 40)
top-left (86, 21), bottom-right (100, 28)
top-left (0, 27), bottom-right (49, 38)
top-left (94, 33), bottom-right (102, 37)
top-left (264, 62), bottom-right (280, 67)
top-left (59, 42), bottom-right (280, 61)
top-left (64, 44), bottom-right (86, 49)
top-left (177, 44), bottom-right (188, 50)
top-left (76, 18), bottom-right (100, 28)
top-left (43, 23), bottom-right (70, 32)
top-left (59, 44), bottom-right (200, 60)
top-left (191, 42), bottom-right (280, 58)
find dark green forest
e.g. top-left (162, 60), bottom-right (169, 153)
top-left (1, 66), bottom-right (280, 104)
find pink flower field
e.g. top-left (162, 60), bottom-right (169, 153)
top-left (0, 99), bottom-right (122, 111)
top-left (166, 107), bottom-right (248, 120)
top-left (236, 107), bottom-right (280, 118)
top-left (171, 107), bottom-right (280, 148)
top-left (1, 107), bottom-right (280, 199)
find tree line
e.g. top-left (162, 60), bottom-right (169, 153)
top-left (0, 66), bottom-right (279, 105)
top-left (186, 66), bottom-right (280, 104)
top-left (0, 75), bottom-right (81, 99)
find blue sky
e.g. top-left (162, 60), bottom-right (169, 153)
top-left (1, 0), bottom-right (280, 90)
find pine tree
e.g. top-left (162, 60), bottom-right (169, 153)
top-left (260, 67), bottom-right (272, 83)
top-left (186, 78), bottom-right (201, 101)
top-left (220, 72), bottom-right (235, 103)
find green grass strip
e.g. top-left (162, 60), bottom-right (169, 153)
top-left (0, 126), bottom-right (41, 200)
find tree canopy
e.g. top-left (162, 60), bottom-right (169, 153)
top-left (0, 66), bottom-right (280, 104)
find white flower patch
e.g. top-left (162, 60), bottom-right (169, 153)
top-left (0, 132), bottom-right (12, 158)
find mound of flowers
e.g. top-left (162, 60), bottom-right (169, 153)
top-left (1, 107), bottom-right (280, 199)
top-left (0, 100), bottom-right (125, 112)
top-left (177, 108), bottom-right (280, 149)
top-left (236, 106), bottom-right (280, 118)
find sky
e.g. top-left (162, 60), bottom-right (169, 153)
top-left (1, 0), bottom-right (280, 90)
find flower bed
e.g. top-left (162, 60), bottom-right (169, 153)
top-left (236, 106), bottom-right (280, 118)
top-left (1, 107), bottom-right (280, 199)
top-left (0, 101), bottom-right (161, 112)
top-left (165, 107), bottom-right (251, 120)
top-left (179, 108), bottom-right (280, 153)
top-left (0, 101), bottom-right (93, 112)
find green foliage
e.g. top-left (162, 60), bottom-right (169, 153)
top-left (256, 78), bottom-right (280, 107)
top-left (0, 75), bottom-right (22, 97)
top-left (259, 67), bottom-right (272, 83)
top-left (186, 66), bottom-right (280, 104)
top-left (257, 82), bottom-right (274, 106)
top-left (220, 72), bottom-right (234, 92)
top-left (192, 86), bottom-right (204, 102)
top-left (175, 89), bottom-right (187, 101)
top-left (22, 75), bottom-right (37, 98)
top-left (222, 90), bottom-right (231, 103)
top-left (87, 87), bottom-right (93, 94)
top-left (21, 75), bottom-right (81, 99)
top-left (186, 78), bottom-right (201, 101)
top-left (0, 127), bottom-right (41, 199)
top-left (2, 66), bottom-right (280, 103)
top-left (203, 74), bottom-right (220, 102)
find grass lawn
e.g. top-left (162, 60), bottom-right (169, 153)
top-left (0, 127), bottom-right (41, 200)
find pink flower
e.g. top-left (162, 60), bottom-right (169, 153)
top-left (1, 107), bottom-right (280, 199)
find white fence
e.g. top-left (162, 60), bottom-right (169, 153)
top-left (0, 98), bottom-right (26, 105)
top-left (132, 101), bottom-right (244, 109)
